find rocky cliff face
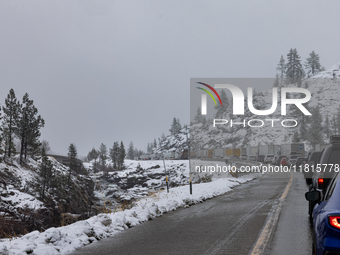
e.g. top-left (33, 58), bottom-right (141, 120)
top-left (0, 155), bottom-right (95, 237)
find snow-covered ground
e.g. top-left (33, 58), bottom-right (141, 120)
top-left (312, 62), bottom-right (340, 78)
top-left (0, 157), bottom-right (45, 216)
top-left (0, 164), bottom-right (260, 255)
top-left (88, 159), bottom-right (190, 208)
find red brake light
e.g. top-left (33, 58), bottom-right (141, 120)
top-left (318, 178), bottom-right (324, 186)
top-left (329, 216), bottom-right (340, 230)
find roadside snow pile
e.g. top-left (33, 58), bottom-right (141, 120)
top-left (0, 173), bottom-right (260, 255)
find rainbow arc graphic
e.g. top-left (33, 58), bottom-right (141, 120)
top-left (196, 82), bottom-right (222, 106)
top-left (196, 82), bottom-right (222, 115)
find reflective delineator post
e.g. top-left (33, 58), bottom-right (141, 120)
top-left (166, 175), bottom-right (169, 193)
top-left (189, 175), bottom-right (192, 194)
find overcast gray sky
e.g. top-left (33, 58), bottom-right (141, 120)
top-left (0, 0), bottom-right (339, 156)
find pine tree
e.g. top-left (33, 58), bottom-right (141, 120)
top-left (87, 147), bottom-right (98, 161)
top-left (305, 51), bottom-right (322, 77)
top-left (98, 143), bottom-right (107, 170)
top-left (41, 140), bottom-right (51, 153)
top-left (37, 148), bottom-right (53, 199)
top-left (273, 74), bottom-right (280, 87)
top-left (169, 117), bottom-right (181, 135)
top-left (68, 143), bottom-right (77, 184)
top-left (325, 113), bottom-right (330, 140)
top-left (16, 93), bottom-right (44, 164)
top-left (176, 118), bottom-right (182, 132)
top-left (87, 147), bottom-right (99, 172)
top-left (128, 141), bottom-right (134, 159)
top-left (285, 48), bottom-right (305, 84)
top-left (214, 89), bottom-right (229, 119)
top-left (118, 141), bottom-right (126, 170)
top-left (147, 142), bottom-right (152, 153)
top-left (161, 133), bottom-right (166, 141)
top-left (193, 107), bottom-right (202, 124)
top-left (308, 106), bottom-right (324, 146)
top-left (2, 89), bottom-right (19, 158)
top-left (110, 142), bottom-right (119, 169)
top-left (299, 115), bottom-right (308, 141)
top-left (133, 148), bottom-right (140, 158)
top-left (331, 116), bottom-right (338, 135)
top-left (277, 55), bottom-right (286, 87)
top-left (335, 106), bottom-right (340, 135)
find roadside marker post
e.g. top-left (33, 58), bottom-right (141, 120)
top-left (185, 126), bottom-right (192, 195)
top-left (158, 138), bottom-right (169, 193)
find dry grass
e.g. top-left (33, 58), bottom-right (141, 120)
top-left (0, 214), bottom-right (24, 239)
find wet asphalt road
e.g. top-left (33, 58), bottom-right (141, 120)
top-left (69, 171), bottom-right (312, 255)
top-left (264, 171), bottom-right (313, 255)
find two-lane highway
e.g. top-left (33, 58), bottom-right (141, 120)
top-left (69, 170), bottom-right (312, 255)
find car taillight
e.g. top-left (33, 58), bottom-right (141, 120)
top-left (329, 216), bottom-right (340, 230)
top-left (318, 178), bottom-right (324, 187)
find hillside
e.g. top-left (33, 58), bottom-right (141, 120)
top-left (0, 155), bottom-right (94, 237)
top-left (155, 128), bottom-right (189, 154)
top-left (190, 63), bottom-right (340, 152)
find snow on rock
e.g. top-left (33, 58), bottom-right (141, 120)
top-left (89, 159), bottom-right (190, 208)
top-left (312, 62), bottom-right (340, 78)
top-left (1, 187), bottom-right (44, 210)
top-left (0, 173), bottom-right (260, 254)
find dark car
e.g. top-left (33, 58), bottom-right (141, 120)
top-left (295, 157), bottom-right (307, 168)
top-left (308, 136), bottom-right (340, 223)
top-left (305, 171), bottom-right (340, 255)
top-left (304, 151), bottom-right (323, 184)
top-left (311, 138), bottom-right (340, 192)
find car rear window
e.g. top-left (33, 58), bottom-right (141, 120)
top-left (310, 152), bottom-right (322, 162)
top-left (327, 149), bottom-right (340, 164)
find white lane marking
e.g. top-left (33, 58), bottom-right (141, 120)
top-left (249, 172), bottom-right (293, 255)
top-left (203, 200), bottom-right (270, 255)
